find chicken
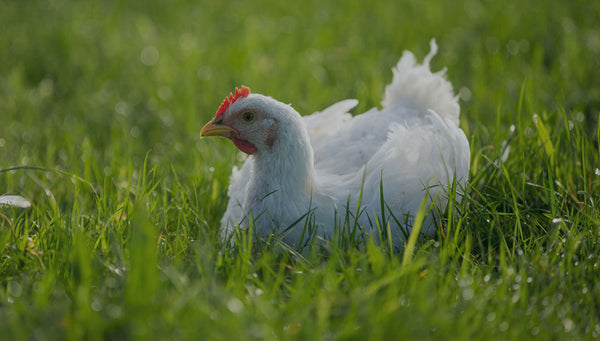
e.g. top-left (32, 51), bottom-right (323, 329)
top-left (201, 40), bottom-right (470, 250)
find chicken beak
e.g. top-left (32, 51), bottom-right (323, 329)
top-left (200, 119), bottom-right (235, 138)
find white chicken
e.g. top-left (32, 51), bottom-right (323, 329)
top-left (201, 40), bottom-right (470, 250)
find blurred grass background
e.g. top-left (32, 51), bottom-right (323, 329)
top-left (1, 0), bottom-right (599, 339)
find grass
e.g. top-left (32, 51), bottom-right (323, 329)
top-left (1, 0), bottom-right (599, 339)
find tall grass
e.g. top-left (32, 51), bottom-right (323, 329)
top-left (1, 0), bottom-right (599, 339)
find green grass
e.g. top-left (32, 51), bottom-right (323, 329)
top-left (1, 0), bottom-right (599, 339)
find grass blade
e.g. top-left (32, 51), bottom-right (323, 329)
top-left (402, 195), bottom-right (428, 267)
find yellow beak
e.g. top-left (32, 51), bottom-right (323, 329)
top-left (200, 119), bottom-right (236, 138)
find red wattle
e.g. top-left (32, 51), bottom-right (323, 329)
top-left (232, 137), bottom-right (257, 155)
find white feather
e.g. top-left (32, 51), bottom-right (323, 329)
top-left (219, 39), bottom-right (470, 249)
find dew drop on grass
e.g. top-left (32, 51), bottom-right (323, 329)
top-left (507, 40), bottom-right (520, 55)
top-left (563, 318), bottom-right (574, 332)
top-left (130, 126), bottom-right (141, 138)
top-left (511, 292), bottom-right (521, 303)
top-left (115, 101), bottom-right (130, 116)
top-left (555, 293), bottom-right (563, 303)
top-left (458, 276), bottom-right (474, 287)
top-left (91, 297), bottom-right (103, 312)
top-left (7, 281), bottom-right (22, 298)
top-left (501, 145), bottom-right (511, 162)
top-left (227, 297), bottom-right (244, 313)
top-left (158, 86), bottom-right (172, 101)
top-left (107, 304), bottom-right (123, 319)
top-left (541, 296), bottom-right (550, 307)
top-left (462, 288), bottom-right (474, 300)
top-left (39, 78), bottom-right (54, 98)
top-left (160, 111), bottom-right (173, 126)
top-left (459, 87), bottom-right (472, 102)
top-left (141, 45), bottom-right (159, 66)
top-left (398, 295), bottom-right (410, 307)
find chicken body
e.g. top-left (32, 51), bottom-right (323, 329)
top-left (201, 40), bottom-right (470, 249)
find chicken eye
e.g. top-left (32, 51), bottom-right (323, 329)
top-left (242, 112), bottom-right (255, 122)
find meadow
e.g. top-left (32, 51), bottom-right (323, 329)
top-left (1, 0), bottom-right (599, 339)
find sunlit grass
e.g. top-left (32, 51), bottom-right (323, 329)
top-left (1, 0), bottom-right (599, 339)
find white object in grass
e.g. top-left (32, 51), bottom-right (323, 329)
top-left (0, 195), bottom-right (32, 208)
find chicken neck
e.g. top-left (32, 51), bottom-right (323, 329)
top-left (243, 115), bottom-right (318, 229)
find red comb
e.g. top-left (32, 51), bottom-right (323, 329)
top-left (215, 86), bottom-right (251, 117)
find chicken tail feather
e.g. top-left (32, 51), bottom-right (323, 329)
top-left (381, 39), bottom-right (460, 126)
